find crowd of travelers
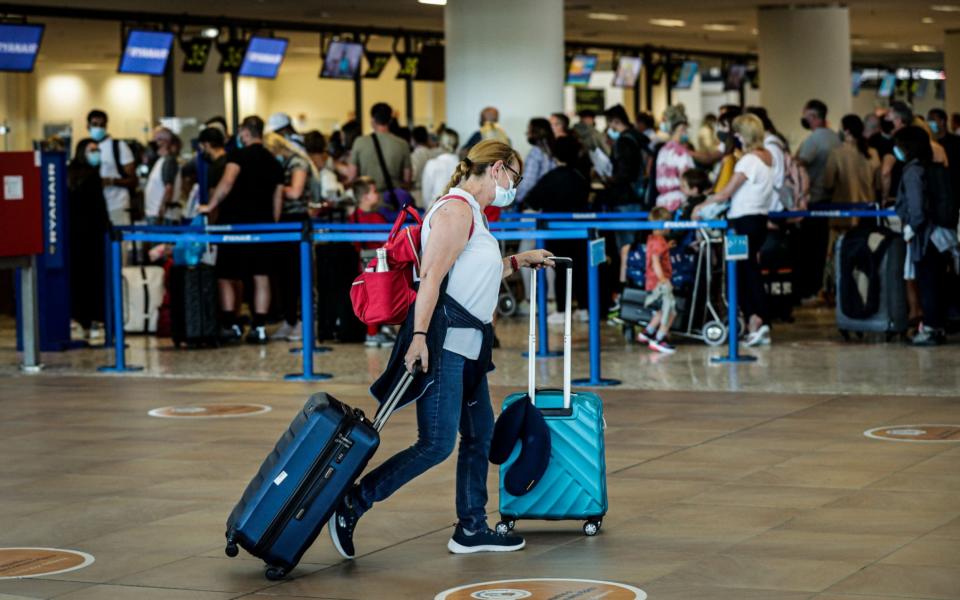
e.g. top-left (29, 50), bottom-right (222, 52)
top-left (65, 96), bottom-right (960, 351)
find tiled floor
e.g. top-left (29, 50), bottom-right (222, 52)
top-left (1, 306), bottom-right (959, 598)
top-left (0, 373), bottom-right (957, 599)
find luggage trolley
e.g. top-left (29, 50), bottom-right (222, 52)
top-left (620, 226), bottom-right (731, 346)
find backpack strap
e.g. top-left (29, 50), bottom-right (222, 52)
top-left (387, 203), bottom-right (423, 241)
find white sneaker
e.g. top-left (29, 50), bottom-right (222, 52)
top-left (88, 323), bottom-right (104, 340)
top-left (271, 322), bottom-right (293, 341)
top-left (286, 321), bottom-right (303, 341)
top-left (575, 309), bottom-right (590, 322)
top-left (745, 325), bottom-right (771, 347)
top-left (547, 312), bottom-right (566, 325)
top-left (515, 301), bottom-right (530, 316)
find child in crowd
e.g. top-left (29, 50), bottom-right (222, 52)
top-left (638, 206), bottom-right (678, 354)
top-left (348, 177), bottom-right (395, 348)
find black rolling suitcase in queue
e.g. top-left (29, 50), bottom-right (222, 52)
top-left (835, 227), bottom-right (908, 340)
top-left (225, 369), bottom-right (414, 580)
top-left (168, 265), bottom-right (219, 348)
top-left (759, 228), bottom-right (795, 323)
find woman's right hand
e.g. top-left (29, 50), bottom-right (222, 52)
top-left (404, 335), bottom-right (429, 374)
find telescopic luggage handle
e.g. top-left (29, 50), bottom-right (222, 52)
top-left (528, 257), bottom-right (573, 410)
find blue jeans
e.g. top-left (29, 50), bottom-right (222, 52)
top-left (355, 349), bottom-right (495, 531)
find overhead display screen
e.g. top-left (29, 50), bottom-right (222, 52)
top-left (118, 30), bottom-right (174, 76)
top-left (321, 40), bottom-right (363, 79)
top-left (239, 36), bottom-right (288, 79)
top-left (0, 24), bottom-right (44, 73)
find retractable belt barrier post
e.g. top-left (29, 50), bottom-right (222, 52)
top-left (98, 226), bottom-right (332, 380)
top-left (711, 231), bottom-right (756, 364)
top-left (285, 221), bottom-right (332, 381)
top-left (97, 230), bottom-right (143, 374)
top-left (549, 220), bottom-right (730, 383)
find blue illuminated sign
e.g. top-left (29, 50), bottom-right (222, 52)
top-left (0, 24), bottom-right (43, 72)
top-left (725, 233), bottom-right (748, 261)
top-left (589, 237), bottom-right (606, 267)
top-left (118, 30), bottom-right (174, 76)
top-left (239, 37), bottom-right (288, 79)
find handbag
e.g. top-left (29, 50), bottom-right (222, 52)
top-left (350, 195), bottom-right (473, 325)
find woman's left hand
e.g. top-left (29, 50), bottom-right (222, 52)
top-left (517, 249), bottom-right (556, 269)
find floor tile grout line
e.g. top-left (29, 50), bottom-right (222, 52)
top-left (609, 394), bottom-right (844, 477)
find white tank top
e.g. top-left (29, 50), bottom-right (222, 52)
top-left (421, 188), bottom-right (503, 360)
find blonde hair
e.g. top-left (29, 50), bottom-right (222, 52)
top-left (441, 139), bottom-right (522, 197)
top-left (732, 114), bottom-right (765, 152)
top-left (264, 132), bottom-right (321, 182)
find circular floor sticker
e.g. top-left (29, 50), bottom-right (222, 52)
top-left (864, 424), bottom-right (960, 443)
top-left (0, 548), bottom-right (95, 579)
top-left (435, 579), bottom-right (646, 600)
top-left (148, 403), bottom-right (271, 419)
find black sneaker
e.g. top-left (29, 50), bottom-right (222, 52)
top-left (446, 523), bottom-right (525, 554)
top-left (245, 326), bottom-right (268, 344)
top-left (911, 324), bottom-right (945, 346)
top-left (220, 324), bottom-right (243, 343)
top-left (328, 492), bottom-right (361, 560)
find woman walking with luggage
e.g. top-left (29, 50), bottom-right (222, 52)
top-left (329, 140), bottom-right (556, 558)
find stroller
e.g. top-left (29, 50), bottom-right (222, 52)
top-left (619, 228), bottom-right (731, 346)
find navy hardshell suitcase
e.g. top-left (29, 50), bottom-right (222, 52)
top-left (225, 375), bottom-right (411, 580)
top-left (497, 259), bottom-right (608, 537)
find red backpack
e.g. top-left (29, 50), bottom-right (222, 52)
top-left (350, 196), bottom-right (473, 325)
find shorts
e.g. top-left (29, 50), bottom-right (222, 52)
top-left (216, 244), bottom-right (275, 280)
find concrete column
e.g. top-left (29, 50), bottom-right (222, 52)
top-left (758, 5), bottom-right (851, 148)
top-left (945, 31), bottom-right (960, 119)
top-left (445, 0), bottom-right (564, 156)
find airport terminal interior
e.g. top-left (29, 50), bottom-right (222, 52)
top-left (1, 1), bottom-right (960, 599)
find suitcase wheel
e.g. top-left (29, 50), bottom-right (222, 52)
top-left (224, 541), bottom-right (238, 558)
top-left (839, 329), bottom-right (850, 342)
top-left (495, 519), bottom-right (516, 535)
top-left (702, 321), bottom-right (727, 347)
top-left (265, 566), bottom-right (286, 581)
top-left (583, 520), bottom-right (601, 537)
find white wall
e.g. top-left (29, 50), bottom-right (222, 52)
top-left (445, 0), bottom-right (565, 156)
top-left (758, 5), bottom-right (852, 150)
top-left (34, 68), bottom-right (153, 143)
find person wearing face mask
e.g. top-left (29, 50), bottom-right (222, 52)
top-left (197, 126), bottom-right (228, 200)
top-left (894, 126), bottom-right (957, 346)
top-left (198, 115), bottom-right (285, 345)
top-left (143, 127), bottom-right (180, 226)
top-left (67, 139), bottom-right (111, 339)
top-left (263, 132), bottom-right (322, 342)
top-left (86, 109), bottom-right (137, 226)
top-left (601, 104), bottom-right (653, 250)
top-left (824, 115), bottom-right (880, 206)
top-left (880, 101), bottom-right (914, 205)
top-left (713, 107), bottom-right (743, 193)
top-left (654, 105), bottom-right (696, 212)
top-left (795, 99), bottom-right (841, 302)
top-left (694, 114), bottom-right (775, 346)
top-left (927, 108), bottom-right (960, 202)
top-left (328, 139), bottom-right (555, 560)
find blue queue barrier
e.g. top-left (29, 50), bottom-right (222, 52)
top-left (769, 208), bottom-right (896, 219)
top-left (498, 211), bottom-right (650, 221)
top-left (98, 228), bottom-right (332, 381)
top-left (312, 229), bottom-right (589, 361)
top-left (549, 220), bottom-right (732, 385)
top-left (311, 221), bottom-right (536, 231)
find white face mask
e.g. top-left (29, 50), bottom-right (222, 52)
top-left (491, 164), bottom-right (517, 208)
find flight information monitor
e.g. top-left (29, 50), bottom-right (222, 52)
top-left (118, 30), bottom-right (174, 76)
